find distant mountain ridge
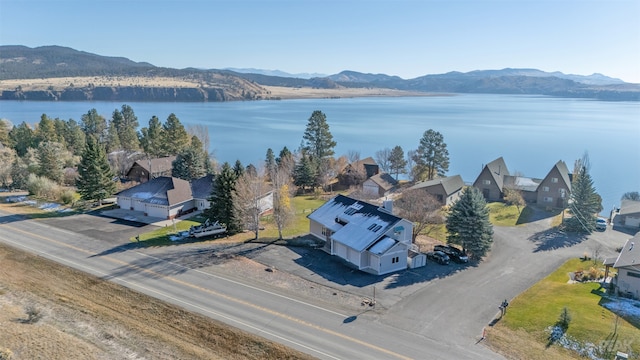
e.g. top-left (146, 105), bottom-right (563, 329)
top-left (224, 68), bottom-right (327, 79)
top-left (1, 45), bottom-right (638, 101)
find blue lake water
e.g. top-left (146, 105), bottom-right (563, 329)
top-left (1, 94), bottom-right (639, 215)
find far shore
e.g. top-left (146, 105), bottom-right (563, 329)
top-left (0, 76), bottom-right (451, 100)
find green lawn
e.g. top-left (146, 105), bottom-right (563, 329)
top-left (259, 195), bottom-right (327, 239)
top-left (499, 258), bottom-right (640, 357)
top-left (488, 202), bottom-right (532, 226)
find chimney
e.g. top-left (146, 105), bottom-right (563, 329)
top-left (380, 200), bottom-right (393, 214)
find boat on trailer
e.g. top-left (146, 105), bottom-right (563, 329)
top-left (188, 219), bottom-right (226, 238)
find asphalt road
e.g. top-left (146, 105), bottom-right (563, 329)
top-left (0, 207), bottom-right (632, 359)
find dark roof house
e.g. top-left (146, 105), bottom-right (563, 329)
top-left (126, 156), bottom-right (177, 183)
top-left (408, 175), bottom-right (464, 206)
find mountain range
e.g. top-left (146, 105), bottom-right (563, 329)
top-left (1, 45), bottom-right (638, 101)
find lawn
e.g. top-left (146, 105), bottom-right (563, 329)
top-left (488, 202), bottom-right (532, 226)
top-left (259, 195), bottom-right (327, 239)
top-left (488, 258), bottom-right (640, 359)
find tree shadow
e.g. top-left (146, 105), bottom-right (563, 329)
top-left (517, 206), bottom-right (562, 225)
top-left (528, 227), bottom-right (587, 252)
top-left (99, 241), bottom-right (272, 281)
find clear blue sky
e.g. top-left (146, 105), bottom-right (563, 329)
top-left (1, 0), bottom-right (639, 83)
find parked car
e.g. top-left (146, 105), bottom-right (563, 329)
top-left (434, 244), bottom-right (469, 263)
top-left (426, 251), bottom-right (450, 265)
top-left (596, 217), bottom-right (607, 231)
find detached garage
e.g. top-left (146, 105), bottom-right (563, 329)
top-left (618, 200), bottom-right (640, 229)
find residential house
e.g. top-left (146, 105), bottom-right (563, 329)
top-left (407, 175), bottom-right (464, 206)
top-left (473, 157), bottom-right (572, 208)
top-left (191, 174), bottom-right (215, 211)
top-left (341, 157), bottom-right (379, 180)
top-left (473, 157), bottom-right (510, 202)
top-left (612, 234), bottom-right (640, 299)
top-left (116, 176), bottom-right (194, 219)
top-left (616, 200), bottom-right (640, 229)
top-left (308, 195), bottom-right (414, 275)
top-left (534, 160), bottom-right (571, 208)
top-left (126, 156), bottom-right (176, 183)
top-left (363, 173), bottom-right (399, 197)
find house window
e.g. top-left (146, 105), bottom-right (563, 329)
top-left (322, 227), bottom-right (332, 237)
top-left (628, 271), bottom-right (640, 279)
top-left (482, 179), bottom-right (491, 185)
top-left (542, 186), bottom-right (550, 192)
top-left (543, 197), bottom-right (553, 203)
top-left (551, 177), bottom-right (558, 183)
top-left (392, 256), bottom-right (400, 263)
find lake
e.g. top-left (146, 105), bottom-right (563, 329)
top-left (1, 94), bottom-right (639, 215)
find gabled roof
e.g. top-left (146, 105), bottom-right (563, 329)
top-left (128, 156), bottom-right (177, 174)
top-left (547, 160), bottom-right (572, 191)
top-left (116, 176), bottom-right (192, 206)
top-left (409, 175), bottom-right (464, 195)
top-left (191, 174), bottom-right (215, 199)
top-left (614, 234), bottom-right (640, 268)
top-left (478, 157), bottom-right (509, 190)
top-left (366, 173), bottom-right (398, 191)
top-left (620, 199), bottom-right (640, 216)
top-left (308, 194), bottom-right (403, 252)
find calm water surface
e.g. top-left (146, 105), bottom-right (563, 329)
top-left (1, 94), bottom-right (639, 214)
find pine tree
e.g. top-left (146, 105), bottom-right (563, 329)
top-left (446, 187), bottom-right (494, 259)
top-left (36, 141), bottom-right (66, 184)
top-left (81, 108), bottom-right (107, 144)
top-left (265, 148), bottom-right (276, 180)
top-left (119, 104), bottom-right (140, 151)
top-left (139, 116), bottom-right (164, 157)
top-left (415, 129), bottom-right (449, 180)
top-left (389, 145), bottom-right (407, 180)
top-left (294, 153), bottom-right (317, 192)
top-left (565, 154), bottom-right (601, 233)
top-left (302, 110), bottom-right (336, 161)
top-left (161, 113), bottom-right (190, 155)
top-left (205, 162), bottom-right (241, 234)
top-left (233, 159), bottom-right (245, 178)
top-left (76, 136), bottom-right (116, 204)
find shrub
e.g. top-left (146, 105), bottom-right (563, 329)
top-left (26, 174), bottom-right (60, 200)
top-left (59, 189), bottom-right (79, 205)
top-left (0, 348), bottom-right (13, 360)
top-left (24, 304), bottom-right (43, 324)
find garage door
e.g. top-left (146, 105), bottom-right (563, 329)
top-left (626, 216), bottom-right (640, 228)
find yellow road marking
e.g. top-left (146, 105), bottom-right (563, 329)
top-left (1, 223), bottom-right (412, 360)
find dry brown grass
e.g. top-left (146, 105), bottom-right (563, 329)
top-left (484, 324), bottom-right (582, 360)
top-left (0, 243), bottom-right (316, 360)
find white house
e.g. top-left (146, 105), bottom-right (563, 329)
top-left (308, 194), bottom-right (414, 275)
top-left (613, 233), bottom-right (640, 299)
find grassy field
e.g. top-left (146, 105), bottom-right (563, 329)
top-left (487, 258), bottom-right (640, 359)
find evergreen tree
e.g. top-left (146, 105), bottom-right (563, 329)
top-left (389, 145), bottom-right (407, 180)
top-left (302, 110), bottom-right (336, 162)
top-left (9, 122), bottom-right (35, 157)
top-left (293, 152), bottom-right (317, 192)
top-left (446, 187), bottom-right (494, 259)
top-left (106, 117), bottom-right (122, 153)
top-left (139, 115), bottom-right (164, 157)
top-left (81, 109), bottom-right (107, 144)
top-left (415, 129), bottom-right (449, 180)
top-left (205, 162), bottom-right (242, 234)
top-left (76, 136), bottom-right (116, 204)
top-left (35, 114), bottom-right (59, 145)
top-left (61, 119), bottom-right (86, 156)
top-left (119, 104), bottom-right (140, 151)
top-left (161, 113), bottom-right (190, 155)
top-left (565, 153), bottom-right (601, 233)
top-left (36, 141), bottom-right (66, 184)
top-left (265, 148), bottom-right (276, 180)
top-left (0, 119), bottom-right (11, 147)
top-left (172, 145), bottom-right (207, 181)
top-left (233, 159), bottom-right (245, 178)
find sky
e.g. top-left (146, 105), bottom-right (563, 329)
top-left (1, 0), bottom-right (639, 83)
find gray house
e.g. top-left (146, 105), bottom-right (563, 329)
top-left (473, 157), bottom-right (510, 202)
top-left (612, 234), bottom-right (640, 299)
top-left (535, 160), bottom-right (571, 208)
top-left (407, 175), bottom-right (464, 206)
top-left (363, 173), bottom-right (399, 197)
top-left (115, 176), bottom-right (194, 219)
top-left (616, 200), bottom-right (640, 229)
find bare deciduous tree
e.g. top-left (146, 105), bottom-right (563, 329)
top-left (375, 148), bottom-right (391, 173)
top-left (234, 170), bottom-right (269, 239)
top-left (394, 189), bottom-right (443, 242)
top-left (504, 188), bottom-right (526, 213)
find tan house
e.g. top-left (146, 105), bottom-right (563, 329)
top-left (341, 157), bottom-right (379, 179)
top-left (473, 157), bottom-right (509, 202)
top-left (613, 234), bottom-right (640, 299)
top-left (363, 173), bottom-right (398, 197)
top-left (407, 175), bottom-right (464, 206)
top-left (126, 156), bottom-right (176, 183)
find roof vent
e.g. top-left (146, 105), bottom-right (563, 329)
top-left (630, 242), bottom-right (635, 251)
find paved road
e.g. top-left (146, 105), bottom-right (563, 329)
top-left (0, 209), bottom-right (500, 360)
top-left (0, 207), bottom-right (631, 359)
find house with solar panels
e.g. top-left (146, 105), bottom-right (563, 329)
top-left (307, 194), bottom-right (415, 275)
